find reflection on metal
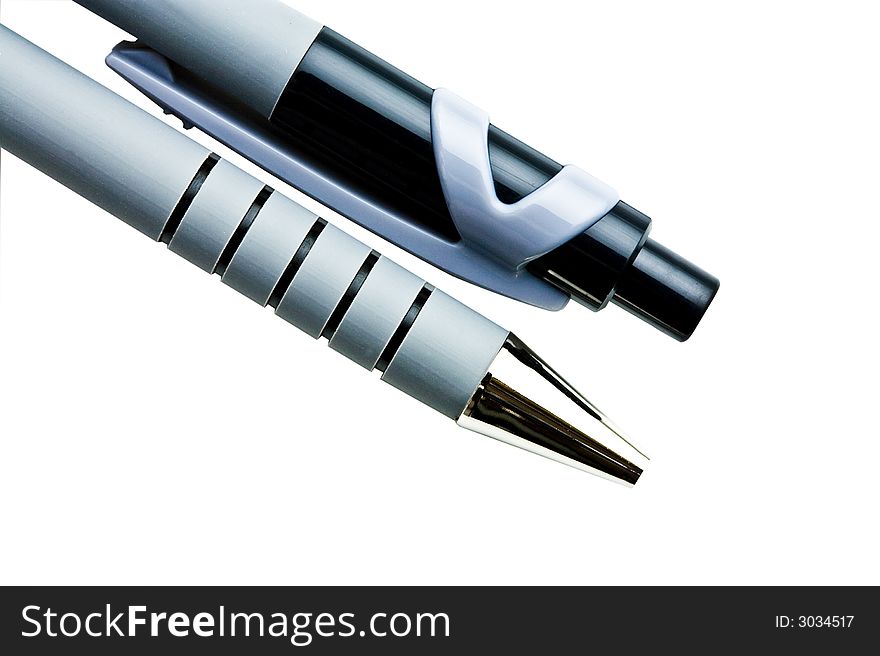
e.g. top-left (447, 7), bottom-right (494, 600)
top-left (459, 335), bottom-right (648, 485)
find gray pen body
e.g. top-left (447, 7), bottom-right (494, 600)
top-left (74, 0), bottom-right (321, 117)
top-left (0, 25), bottom-right (508, 420)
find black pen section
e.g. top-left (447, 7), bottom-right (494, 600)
top-left (271, 28), bottom-right (718, 340)
top-left (611, 238), bottom-right (720, 341)
top-left (270, 28), bottom-right (456, 240)
top-left (530, 204), bottom-right (720, 341)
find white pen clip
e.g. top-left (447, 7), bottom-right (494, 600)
top-left (431, 88), bottom-right (619, 270)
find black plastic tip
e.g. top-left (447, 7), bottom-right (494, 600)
top-left (530, 201), bottom-right (719, 341)
top-left (611, 238), bottom-right (720, 342)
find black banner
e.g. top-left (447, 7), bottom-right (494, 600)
top-left (1, 587), bottom-right (876, 654)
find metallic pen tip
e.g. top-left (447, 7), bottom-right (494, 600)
top-left (458, 335), bottom-right (648, 485)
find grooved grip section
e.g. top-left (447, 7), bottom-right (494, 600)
top-left (329, 257), bottom-right (426, 370)
top-left (275, 226), bottom-right (372, 338)
top-left (169, 160), bottom-right (265, 273)
top-left (0, 26), bottom-right (209, 240)
top-left (0, 23), bottom-right (513, 424)
top-left (222, 193), bottom-right (318, 306)
top-left (381, 291), bottom-right (509, 419)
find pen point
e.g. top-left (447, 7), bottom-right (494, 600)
top-left (459, 335), bottom-right (647, 485)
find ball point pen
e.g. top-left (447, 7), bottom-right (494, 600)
top-left (73, 0), bottom-right (721, 342)
top-left (0, 25), bottom-right (648, 485)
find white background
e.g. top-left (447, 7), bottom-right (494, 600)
top-left (1, 0), bottom-right (878, 586)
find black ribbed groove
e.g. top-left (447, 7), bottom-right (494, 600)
top-left (160, 153), bottom-right (220, 244)
top-left (375, 285), bottom-right (434, 373)
top-left (321, 252), bottom-right (381, 340)
top-left (267, 218), bottom-right (327, 309)
top-left (215, 186), bottom-right (274, 276)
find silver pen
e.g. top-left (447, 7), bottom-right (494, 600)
top-left (0, 25), bottom-right (647, 485)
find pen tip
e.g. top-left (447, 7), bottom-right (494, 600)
top-left (459, 335), bottom-right (648, 485)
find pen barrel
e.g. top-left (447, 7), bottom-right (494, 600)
top-left (0, 26), bottom-right (209, 241)
top-left (74, 0), bottom-right (322, 118)
top-left (0, 25), bottom-right (508, 420)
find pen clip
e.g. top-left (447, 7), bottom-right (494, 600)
top-left (432, 88), bottom-right (619, 271)
top-left (106, 42), bottom-right (571, 310)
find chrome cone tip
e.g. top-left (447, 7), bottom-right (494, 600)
top-left (458, 335), bottom-right (648, 486)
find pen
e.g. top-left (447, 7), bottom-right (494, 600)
top-left (74, 0), bottom-right (720, 341)
top-left (0, 24), bottom-right (647, 485)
